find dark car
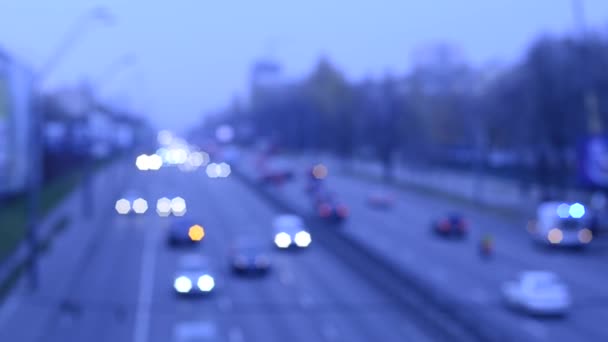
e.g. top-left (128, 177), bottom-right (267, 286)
top-left (314, 191), bottom-right (349, 223)
top-left (229, 237), bottom-right (272, 275)
top-left (432, 214), bottom-right (468, 238)
top-left (167, 218), bottom-right (202, 247)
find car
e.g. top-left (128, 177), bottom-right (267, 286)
top-left (173, 255), bottom-right (217, 296)
top-left (502, 271), bottom-right (571, 316)
top-left (432, 213), bottom-right (468, 237)
top-left (259, 169), bottom-right (294, 185)
top-left (313, 190), bottom-right (349, 223)
top-left (273, 214), bottom-right (312, 249)
top-left (529, 202), bottom-right (593, 247)
top-left (367, 190), bottom-right (396, 209)
top-left (167, 218), bottom-right (202, 247)
top-left (229, 237), bottom-right (272, 275)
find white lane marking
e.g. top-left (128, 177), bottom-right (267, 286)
top-left (521, 320), bottom-right (548, 340)
top-left (174, 320), bottom-right (217, 341)
top-left (132, 223), bottom-right (159, 342)
top-left (218, 296), bottom-right (233, 313)
top-left (228, 326), bottom-right (245, 342)
top-left (321, 322), bottom-right (339, 341)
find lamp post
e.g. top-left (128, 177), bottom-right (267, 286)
top-left (25, 6), bottom-right (115, 291)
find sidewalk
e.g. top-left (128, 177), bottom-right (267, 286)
top-left (0, 159), bottom-right (130, 302)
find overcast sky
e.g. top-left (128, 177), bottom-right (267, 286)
top-left (1, 0), bottom-right (608, 131)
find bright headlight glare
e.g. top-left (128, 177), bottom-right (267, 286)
top-left (294, 231), bottom-right (312, 247)
top-left (274, 232), bottom-right (292, 248)
top-left (198, 275), bottom-right (215, 292)
top-left (174, 276), bottom-right (192, 293)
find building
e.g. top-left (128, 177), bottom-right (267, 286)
top-left (0, 48), bottom-right (34, 196)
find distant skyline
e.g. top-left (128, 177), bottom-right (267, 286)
top-left (1, 0), bottom-right (608, 131)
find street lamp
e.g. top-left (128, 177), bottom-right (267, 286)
top-left (96, 54), bottom-right (137, 91)
top-left (26, 6), bottom-right (115, 291)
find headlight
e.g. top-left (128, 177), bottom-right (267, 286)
top-left (274, 232), bottom-right (292, 248)
top-left (174, 276), bottom-right (192, 293)
top-left (197, 275), bottom-right (215, 292)
top-left (294, 231), bottom-right (311, 247)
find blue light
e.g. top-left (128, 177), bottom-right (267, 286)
top-left (569, 203), bottom-right (585, 219)
top-left (556, 203), bottom-right (570, 218)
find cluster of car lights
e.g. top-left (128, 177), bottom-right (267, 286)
top-left (115, 197), bottom-right (187, 216)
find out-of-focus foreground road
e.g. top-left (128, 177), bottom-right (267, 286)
top-left (246, 153), bottom-right (608, 342)
top-left (0, 158), bottom-right (434, 342)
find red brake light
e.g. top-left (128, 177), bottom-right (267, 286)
top-left (337, 205), bottom-right (349, 218)
top-left (439, 220), bottom-right (450, 231)
top-left (319, 204), bottom-right (332, 217)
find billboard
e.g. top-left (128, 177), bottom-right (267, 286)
top-left (0, 49), bottom-right (33, 196)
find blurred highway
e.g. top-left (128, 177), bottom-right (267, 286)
top-left (241, 152), bottom-right (608, 342)
top-left (0, 159), bottom-right (434, 342)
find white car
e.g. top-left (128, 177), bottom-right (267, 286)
top-left (502, 271), bottom-right (571, 316)
top-left (173, 255), bottom-right (216, 295)
top-left (530, 202), bottom-right (593, 247)
top-left (273, 214), bottom-right (312, 249)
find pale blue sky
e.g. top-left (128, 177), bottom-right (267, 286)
top-left (1, 0), bottom-right (607, 130)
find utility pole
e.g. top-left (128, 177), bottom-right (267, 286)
top-left (25, 7), bottom-right (114, 290)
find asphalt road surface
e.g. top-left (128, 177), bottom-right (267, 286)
top-left (0, 160), bottom-right (434, 342)
top-left (247, 153), bottom-right (608, 342)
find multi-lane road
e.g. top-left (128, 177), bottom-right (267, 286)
top-left (0, 159), bottom-right (435, 342)
top-left (249, 153), bottom-right (608, 342)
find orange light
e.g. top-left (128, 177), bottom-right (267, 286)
top-left (548, 228), bottom-right (563, 244)
top-left (312, 164), bottom-right (328, 180)
top-left (188, 225), bottom-right (205, 242)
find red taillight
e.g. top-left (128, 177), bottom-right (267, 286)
top-left (439, 220), bottom-right (450, 231)
top-left (319, 204), bottom-right (332, 217)
top-left (337, 205), bottom-right (349, 218)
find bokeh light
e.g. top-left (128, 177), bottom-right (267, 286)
top-left (135, 154), bottom-right (150, 171)
top-left (274, 232), bottom-right (292, 248)
top-left (115, 198), bottom-right (131, 215)
top-left (197, 275), bottom-right (215, 292)
top-left (216, 124), bottom-right (235, 143)
top-left (578, 228), bottom-right (593, 244)
top-left (188, 224), bottom-right (205, 241)
top-left (189, 151), bottom-right (209, 167)
top-left (156, 197), bottom-right (172, 217)
top-left (206, 163), bottom-right (220, 178)
top-left (148, 154), bottom-right (163, 171)
top-left (174, 276), bottom-right (192, 293)
top-left (556, 203), bottom-right (570, 219)
top-left (158, 130), bottom-right (173, 146)
top-left (569, 203), bottom-right (585, 219)
top-left (132, 198), bottom-right (148, 214)
top-left (313, 164), bottom-right (328, 179)
top-left (219, 162), bottom-right (231, 177)
top-left (548, 228), bottom-right (563, 244)
top-left (171, 197), bottom-right (187, 216)
top-left (294, 231), bottom-right (312, 247)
